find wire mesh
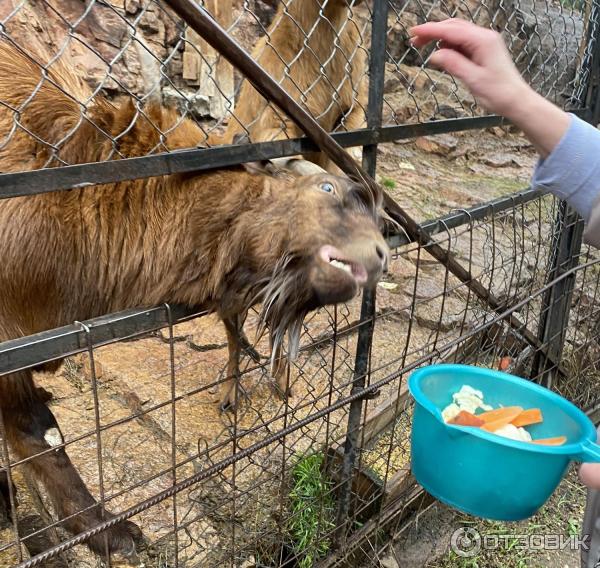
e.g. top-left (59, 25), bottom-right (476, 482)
top-left (0, 0), bottom-right (599, 567)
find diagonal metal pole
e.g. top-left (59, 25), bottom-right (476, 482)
top-left (162, 0), bottom-right (562, 369)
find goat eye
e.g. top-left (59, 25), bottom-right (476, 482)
top-left (320, 182), bottom-right (335, 193)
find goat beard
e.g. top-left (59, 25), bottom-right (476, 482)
top-left (253, 254), bottom-right (311, 373)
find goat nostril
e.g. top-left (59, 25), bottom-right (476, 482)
top-left (375, 244), bottom-right (386, 262)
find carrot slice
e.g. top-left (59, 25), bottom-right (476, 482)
top-left (531, 436), bottom-right (567, 446)
top-left (480, 407), bottom-right (524, 432)
top-left (511, 408), bottom-right (543, 428)
top-left (478, 406), bottom-right (523, 424)
top-left (498, 356), bottom-right (512, 371)
top-left (448, 410), bottom-right (485, 427)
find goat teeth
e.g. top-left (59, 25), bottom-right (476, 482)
top-left (330, 259), bottom-right (352, 274)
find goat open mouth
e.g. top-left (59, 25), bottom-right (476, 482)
top-left (319, 245), bottom-right (368, 285)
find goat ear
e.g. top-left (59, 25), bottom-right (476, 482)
top-left (241, 160), bottom-right (294, 181)
top-left (241, 160), bottom-right (276, 176)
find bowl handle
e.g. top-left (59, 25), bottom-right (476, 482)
top-left (575, 439), bottom-right (600, 463)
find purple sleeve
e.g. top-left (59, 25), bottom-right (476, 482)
top-left (531, 114), bottom-right (600, 222)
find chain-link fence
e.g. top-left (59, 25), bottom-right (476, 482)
top-left (0, 0), bottom-right (599, 566)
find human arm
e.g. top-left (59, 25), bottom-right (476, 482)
top-left (409, 19), bottom-right (600, 234)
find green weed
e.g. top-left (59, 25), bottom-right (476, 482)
top-left (381, 176), bottom-right (397, 189)
top-left (287, 452), bottom-right (335, 568)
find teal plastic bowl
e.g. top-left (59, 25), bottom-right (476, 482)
top-left (408, 364), bottom-right (600, 521)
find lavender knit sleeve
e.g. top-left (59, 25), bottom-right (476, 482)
top-left (531, 114), bottom-right (600, 224)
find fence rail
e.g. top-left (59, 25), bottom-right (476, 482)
top-left (0, 0), bottom-right (599, 567)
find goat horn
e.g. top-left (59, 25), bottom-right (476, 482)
top-left (268, 157), bottom-right (326, 176)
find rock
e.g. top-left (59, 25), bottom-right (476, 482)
top-left (239, 556), bottom-right (257, 568)
top-left (411, 71), bottom-right (433, 93)
top-left (415, 134), bottom-right (458, 156)
top-left (2, 0), bottom-right (252, 119)
top-left (389, 105), bottom-right (413, 124)
top-left (125, 0), bottom-right (141, 15)
top-left (383, 74), bottom-right (403, 95)
top-left (437, 104), bottom-right (463, 119)
top-left (479, 152), bottom-right (522, 168)
top-left (386, 12), bottom-right (425, 67)
top-left (414, 277), bottom-right (445, 300)
top-left (491, 126), bottom-right (508, 138)
top-left (510, 0), bottom-right (584, 97)
top-left (88, 5), bottom-right (128, 49)
top-left (380, 553), bottom-right (400, 568)
top-left (83, 359), bottom-right (104, 380)
top-left (479, 152), bottom-right (525, 168)
top-left (163, 86), bottom-right (211, 117)
top-left (139, 8), bottom-right (163, 35)
top-left (388, 254), bottom-right (417, 279)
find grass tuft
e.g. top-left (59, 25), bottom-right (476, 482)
top-left (381, 176), bottom-right (397, 190)
top-left (287, 452), bottom-right (335, 568)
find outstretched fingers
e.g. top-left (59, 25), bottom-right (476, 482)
top-left (409, 19), bottom-right (498, 57)
top-left (428, 48), bottom-right (481, 83)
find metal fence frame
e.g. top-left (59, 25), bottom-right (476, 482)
top-left (1, 0), bottom-right (600, 566)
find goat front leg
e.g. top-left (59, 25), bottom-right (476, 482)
top-left (270, 334), bottom-right (292, 400)
top-left (1, 371), bottom-right (142, 560)
top-left (235, 309), bottom-right (261, 363)
top-left (0, 469), bottom-right (16, 527)
top-left (219, 315), bottom-right (245, 412)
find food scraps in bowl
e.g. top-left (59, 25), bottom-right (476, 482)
top-left (442, 385), bottom-right (567, 446)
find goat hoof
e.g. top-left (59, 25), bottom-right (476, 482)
top-left (218, 384), bottom-right (250, 412)
top-left (87, 519), bottom-right (144, 561)
top-left (238, 334), bottom-right (261, 363)
top-left (219, 399), bottom-right (236, 413)
top-left (244, 344), bottom-right (261, 363)
top-left (272, 382), bottom-right (292, 401)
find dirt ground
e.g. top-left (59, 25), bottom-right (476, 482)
top-left (386, 467), bottom-right (587, 568)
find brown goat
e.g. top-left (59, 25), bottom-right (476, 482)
top-left (222, 0), bottom-right (368, 172)
top-left (0, 41), bottom-right (388, 557)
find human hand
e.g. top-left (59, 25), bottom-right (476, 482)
top-left (580, 462), bottom-right (600, 489)
top-left (409, 19), bottom-right (530, 119)
top-left (409, 18), bottom-right (570, 158)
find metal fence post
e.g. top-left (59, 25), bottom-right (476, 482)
top-left (333, 0), bottom-right (389, 547)
top-left (532, 2), bottom-right (600, 389)
top-left (532, 204), bottom-right (585, 388)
